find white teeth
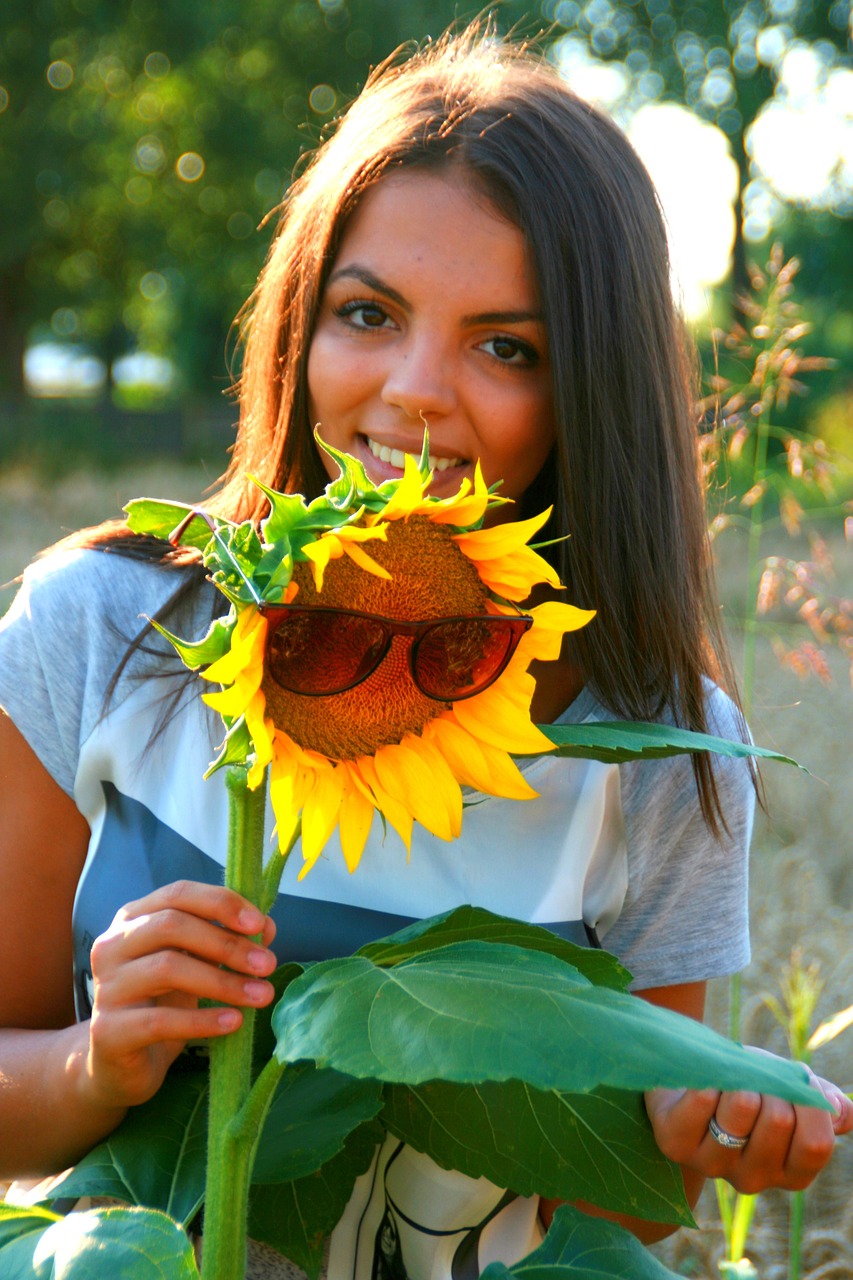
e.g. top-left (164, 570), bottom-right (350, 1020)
top-left (366, 436), bottom-right (462, 472)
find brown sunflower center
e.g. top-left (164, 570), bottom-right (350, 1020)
top-left (262, 517), bottom-right (489, 759)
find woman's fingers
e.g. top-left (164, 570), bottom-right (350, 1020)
top-left (92, 909), bottom-right (277, 987)
top-left (646, 1066), bottom-right (845, 1193)
top-left (117, 879), bottom-right (270, 939)
top-left (92, 948), bottom-right (276, 1011)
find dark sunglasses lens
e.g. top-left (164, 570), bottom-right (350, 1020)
top-left (415, 618), bottom-right (516, 700)
top-left (267, 611), bottom-right (387, 695)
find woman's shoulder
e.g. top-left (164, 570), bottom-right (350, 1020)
top-left (13, 543), bottom-right (176, 616)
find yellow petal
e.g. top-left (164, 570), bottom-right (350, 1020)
top-left (245, 696), bottom-right (274, 790)
top-left (374, 739), bottom-right (456, 841)
top-left (269, 745), bottom-right (302, 854)
top-left (302, 537), bottom-right (339, 592)
top-left (377, 453), bottom-right (429, 520)
top-left (354, 756), bottom-right (414, 851)
top-left (452, 507), bottom-right (552, 559)
top-left (202, 670), bottom-right (259, 718)
top-left (300, 762), bottom-right (345, 873)
top-left (335, 524), bottom-right (389, 545)
top-left (472, 551), bottom-right (561, 599)
top-left (519, 601), bottom-right (596, 662)
top-left (343, 543), bottom-right (393, 580)
top-left (202, 610), bottom-right (266, 685)
top-left (427, 463), bottom-right (491, 527)
top-left (450, 687), bottom-right (556, 755)
top-left (423, 716), bottom-right (539, 801)
top-left (337, 765), bottom-right (375, 873)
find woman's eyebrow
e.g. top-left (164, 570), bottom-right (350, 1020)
top-left (326, 265), bottom-right (408, 310)
top-left (461, 309), bottom-right (544, 326)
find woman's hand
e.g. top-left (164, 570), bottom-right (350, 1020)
top-left (645, 1053), bottom-right (853, 1194)
top-left (85, 880), bottom-right (278, 1112)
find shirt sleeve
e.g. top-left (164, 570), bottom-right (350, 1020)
top-left (0, 548), bottom-right (182, 797)
top-left (599, 683), bottom-right (754, 990)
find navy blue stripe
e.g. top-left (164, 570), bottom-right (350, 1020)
top-left (73, 784), bottom-right (594, 1017)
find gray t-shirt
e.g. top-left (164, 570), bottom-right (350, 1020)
top-left (0, 545), bottom-right (752, 996)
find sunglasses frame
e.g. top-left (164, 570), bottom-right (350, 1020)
top-left (259, 604), bottom-right (533, 702)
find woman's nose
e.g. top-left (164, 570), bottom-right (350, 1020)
top-left (380, 339), bottom-right (457, 419)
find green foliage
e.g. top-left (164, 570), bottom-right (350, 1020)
top-left (272, 939), bottom-right (825, 1105)
top-left (50, 1072), bottom-right (209, 1227)
top-left (0, 1203), bottom-right (199, 1279)
top-left (248, 1119), bottom-right (384, 1279)
top-left (357, 904), bottom-right (632, 991)
top-left (481, 1203), bottom-right (683, 1280)
top-left (539, 720), bottom-right (802, 769)
top-left (383, 1081), bottom-right (693, 1225)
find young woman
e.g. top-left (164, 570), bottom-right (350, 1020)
top-left (0, 27), bottom-right (849, 1278)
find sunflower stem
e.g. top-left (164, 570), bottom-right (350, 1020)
top-left (201, 767), bottom-right (268, 1280)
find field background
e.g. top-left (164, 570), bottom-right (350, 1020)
top-left (1, 458), bottom-right (851, 1277)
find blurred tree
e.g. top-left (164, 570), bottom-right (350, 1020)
top-left (1, 0), bottom-right (850, 400)
top-left (0, 0), bottom-right (533, 397)
top-left (546, 0), bottom-right (852, 287)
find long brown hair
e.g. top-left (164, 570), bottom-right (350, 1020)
top-left (71, 27), bottom-right (744, 824)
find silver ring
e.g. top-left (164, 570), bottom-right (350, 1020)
top-left (708, 1116), bottom-right (749, 1150)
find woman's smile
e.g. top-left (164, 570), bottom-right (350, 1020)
top-left (307, 168), bottom-right (556, 506)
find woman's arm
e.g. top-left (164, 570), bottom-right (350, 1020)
top-left (540, 978), bottom-right (853, 1244)
top-left (0, 712), bottom-right (279, 1179)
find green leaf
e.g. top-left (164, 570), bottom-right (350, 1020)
top-left (481, 1203), bottom-right (682, 1280)
top-left (248, 1118), bottom-right (383, 1280)
top-left (251, 477), bottom-right (310, 544)
top-left (252, 963), bottom-right (305, 1067)
top-left (383, 1081), bottom-right (692, 1226)
top-left (48, 1073), bottom-right (208, 1228)
top-left (151, 613), bottom-right (234, 671)
top-left (316, 431), bottom-right (381, 507)
top-left (0, 1203), bottom-right (198, 1279)
top-left (252, 1062), bottom-right (384, 1183)
top-left (203, 716), bottom-right (253, 777)
top-left (358, 906), bottom-right (632, 991)
top-left (273, 941), bottom-right (826, 1107)
top-left (125, 499), bottom-right (215, 552)
top-left (537, 721), bottom-right (803, 769)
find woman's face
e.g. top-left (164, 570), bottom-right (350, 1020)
top-left (306, 169), bottom-right (555, 510)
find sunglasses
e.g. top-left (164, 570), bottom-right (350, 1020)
top-left (259, 605), bottom-right (532, 702)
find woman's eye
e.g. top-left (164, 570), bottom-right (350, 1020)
top-left (481, 335), bottom-right (539, 366)
top-left (335, 301), bottom-right (392, 330)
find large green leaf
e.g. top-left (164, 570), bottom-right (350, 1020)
top-left (273, 941), bottom-right (826, 1107)
top-left (248, 1118), bottom-right (383, 1280)
top-left (125, 498), bottom-right (215, 551)
top-left (538, 720), bottom-right (802, 768)
top-left (252, 1062), bottom-right (384, 1183)
top-left (481, 1203), bottom-right (681, 1280)
top-left (47, 1072), bottom-right (208, 1227)
top-left (359, 906), bottom-right (631, 991)
top-left (382, 1081), bottom-right (692, 1227)
top-left (0, 1203), bottom-right (198, 1279)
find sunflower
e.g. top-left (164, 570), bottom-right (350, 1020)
top-left (127, 437), bottom-right (594, 878)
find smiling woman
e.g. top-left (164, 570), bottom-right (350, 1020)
top-left (0, 21), bottom-right (851, 1280)
top-left (306, 170), bottom-right (555, 506)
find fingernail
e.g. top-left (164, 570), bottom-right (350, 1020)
top-left (238, 908), bottom-right (264, 932)
top-left (246, 948), bottom-right (273, 973)
top-left (218, 1009), bottom-right (241, 1030)
top-left (243, 980), bottom-right (271, 1002)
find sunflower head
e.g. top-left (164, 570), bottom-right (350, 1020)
top-left (125, 434), bottom-right (594, 876)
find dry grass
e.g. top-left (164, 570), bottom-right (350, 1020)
top-left (2, 462), bottom-right (852, 1277)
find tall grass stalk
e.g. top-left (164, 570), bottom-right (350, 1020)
top-left (703, 247), bottom-right (840, 1276)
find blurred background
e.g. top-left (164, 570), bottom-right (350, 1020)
top-left (2, 2), bottom-right (853, 1274)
